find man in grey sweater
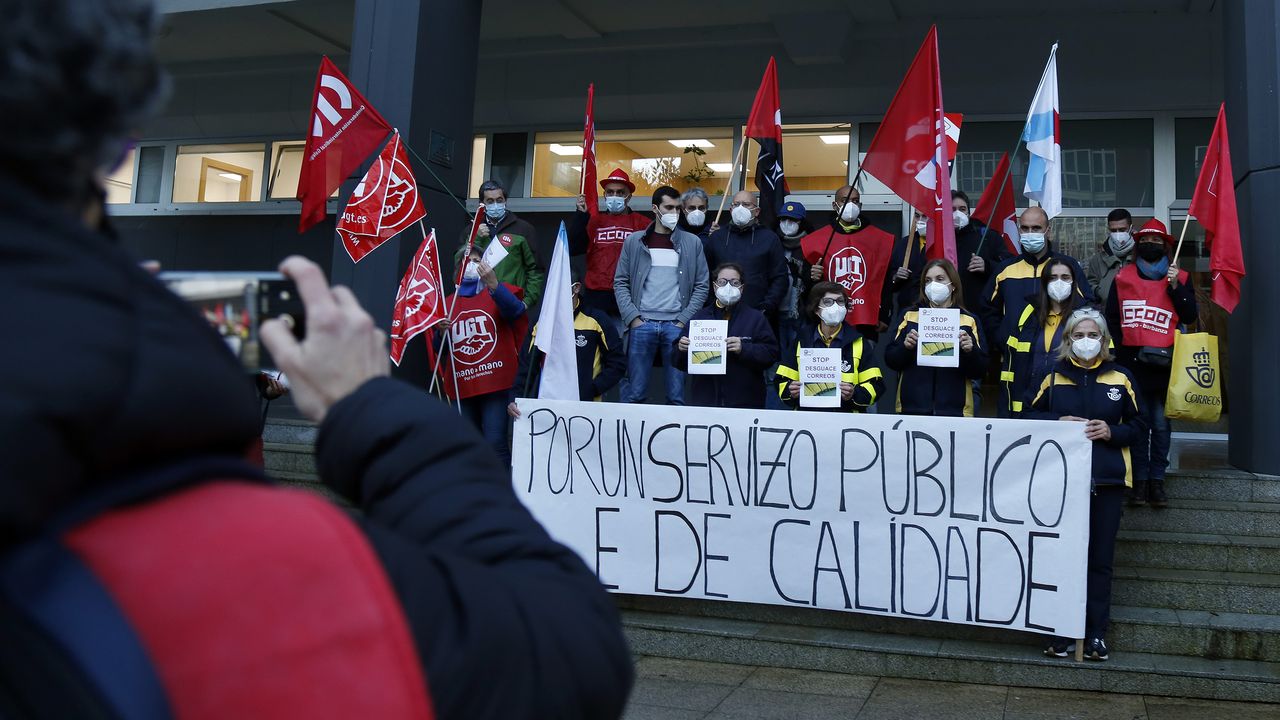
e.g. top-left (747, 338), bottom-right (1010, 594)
top-left (614, 185), bottom-right (710, 404)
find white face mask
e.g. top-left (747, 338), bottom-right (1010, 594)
top-left (463, 264), bottom-right (480, 281)
top-left (1108, 231), bottom-right (1134, 256)
top-left (915, 219), bottom-right (928, 236)
top-left (819, 304), bottom-right (846, 325)
top-left (604, 196), bottom-right (626, 213)
top-left (685, 209), bottom-right (706, 227)
top-left (730, 205), bottom-right (754, 227)
top-left (953, 210), bottom-right (970, 229)
top-left (659, 212), bottom-right (679, 230)
top-left (1047, 279), bottom-right (1073, 302)
top-left (924, 280), bottom-right (952, 305)
top-left (838, 202), bottom-right (861, 223)
top-left (714, 284), bottom-right (742, 306)
top-left (1073, 336), bottom-right (1103, 361)
top-left (779, 219), bottom-right (800, 237)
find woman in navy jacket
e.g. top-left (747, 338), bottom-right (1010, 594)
top-left (673, 263), bottom-right (780, 408)
top-left (1028, 308), bottom-right (1145, 663)
top-left (884, 258), bottom-right (988, 416)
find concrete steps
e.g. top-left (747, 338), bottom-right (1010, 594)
top-left (1115, 529), bottom-right (1280, 574)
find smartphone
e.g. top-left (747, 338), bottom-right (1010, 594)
top-left (160, 272), bottom-right (306, 371)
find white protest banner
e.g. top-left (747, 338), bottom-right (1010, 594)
top-left (513, 401), bottom-right (1093, 638)
top-left (799, 348), bottom-right (842, 408)
top-left (918, 307), bottom-right (960, 368)
top-left (688, 320), bottom-right (728, 375)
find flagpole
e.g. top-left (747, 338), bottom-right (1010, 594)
top-left (713, 139), bottom-right (750, 228)
top-left (1172, 214), bottom-right (1194, 266)
top-left (400, 140), bottom-right (472, 216)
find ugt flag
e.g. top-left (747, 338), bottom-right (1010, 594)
top-left (389, 227), bottom-right (447, 366)
top-left (582, 83), bottom-right (599, 217)
top-left (1022, 44), bottom-right (1061, 218)
top-left (860, 25), bottom-right (957, 264)
top-left (746, 57), bottom-right (788, 226)
top-left (336, 131), bottom-right (427, 263)
top-left (534, 222), bottom-right (580, 401)
top-left (1189, 103), bottom-right (1246, 313)
top-left (297, 57), bottom-right (392, 233)
top-left (973, 152), bottom-right (1020, 255)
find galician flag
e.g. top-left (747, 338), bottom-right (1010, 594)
top-left (535, 222), bottom-right (580, 401)
top-left (1022, 44), bottom-right (1061, 218)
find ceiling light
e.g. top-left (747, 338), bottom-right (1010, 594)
top-left (217, 172), bottom-right (242, 181)
top-left (549, 143), bottom-right (583, 156)
top-left (670, 139), bottom-right (714, 148)
top-left (843, 160), bottom-right (849, 166)
top-left (707, 163), bottom-right (733, 173)
top-left (820, 135), bottom-right (850, 145)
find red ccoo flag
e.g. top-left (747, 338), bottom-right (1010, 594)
top-left (745, 56), bottom-right (788, 226)
top-left (297, 57), bottom-right (393, 233)
top-left (973, 152), bottom-right (1020, 256)
top-left (336, 131), bottom-right (427, 263)
top-left (389, 226), bottom-right (447, 366)
top-left (1189, 103), bottom-right (1245, 313)
top-left (582, 83), bottom-right (599, 217)
top-left (861, 26), bottom-right (957, 264)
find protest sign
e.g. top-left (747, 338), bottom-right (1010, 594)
top-left (688, 320), bottom-right (728, 375)
top-left (800, 348), bottom-right (842, 408)
top-left (512, 401), bottom-right (1093, 638)
top-left (918, 307), bottom-right (960, 368)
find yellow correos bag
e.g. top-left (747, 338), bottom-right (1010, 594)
top-left (1165, 332), bottom-right (1222, 422)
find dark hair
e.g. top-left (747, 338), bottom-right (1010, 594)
top-left (806, 281), bottom-right (847, 319)
top-left (712, 262), bottom-right (746, 284)
top-left (918, 258), bottom-right (965, 309)
top-left (1107, 208), bottom-right (1132, 224)
top-left (478, 179), bottom-right (507, 201)
top-left (651, 185), bottom-right (679, 206)
top-left (951, 190), bottom-right (971, 206)
top-left (0, 0), bottom-right (168, 206)
top-left (1035, 259), bottom-right (1081, 327)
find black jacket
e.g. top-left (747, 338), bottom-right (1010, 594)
top-left (513, 305), bottom-right (626, 400)
top-left (884, 307), bottom-right (988, 416)
top-left (1027, 359), bottom-right (1146, 488)
top-left (956, 221), bottom-right (1011, 313)
top-left (671, 303), bottom-right (780, 409)
top-left (883, 232), bottom-right (927, 327)
top-left (981, 246), bottom-right (1093, 350)
top-left (704, 222), bottom-right (788, 316)
top-left (0, 178), bottom-right (632, 719)
top-left (775, 323), bottom-right (884, 412)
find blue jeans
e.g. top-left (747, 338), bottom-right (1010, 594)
top-left (1132, 383), bottom-right (1171, 482)
top-left (461, 391), bottom-right (512, 465)
top-left (624, 319), bottom-right (685, 405)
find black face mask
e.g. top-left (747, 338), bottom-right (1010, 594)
top-left (1136, 242), bottom-right (1167, 261)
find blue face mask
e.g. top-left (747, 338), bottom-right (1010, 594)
top-left (1020, 232), bottom-right (1046, 254)
top-left (484, 202), bottom-right (506, 220)
top-left (604, 196), bottom-right (627, 213)
top-left (1137, 256), bottom-right (1170, 280)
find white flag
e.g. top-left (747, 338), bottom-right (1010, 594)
top-left (535, 222), bottom-right (580, 401)
top-left (1022, 44), bottom-right (1061, 218)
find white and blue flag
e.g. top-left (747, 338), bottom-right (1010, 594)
top-left (1022, 44), bottom-right (1061, 218)
top-left (535, 221), bottom-right (580, 401)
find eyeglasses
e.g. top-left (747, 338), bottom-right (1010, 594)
top-left (714, 278), bottom-right (743, 288)
top-left (818, 298), bottom-right (846, 308)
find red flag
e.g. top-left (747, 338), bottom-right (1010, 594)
top-left (1189, 103), bottom-right (1245, 313)
top-left (582, 83), bottom-right (598, 217)
top-left (745, 57), bottom-right (788, 224)
top-left (973, 152), bottom-right (1020, 255)
top-left (944, 113), bottom-right (963, 161)
top-left (389, 227), bottom-right (447, 366)
top-left (453, 211), bottom-right (486, 285)
top-left (861, 26), bottom-right (957, 264)
top-left (297, 57), bottom-right (393, 233)
top-left (336, 132), bottom-right (427, 263)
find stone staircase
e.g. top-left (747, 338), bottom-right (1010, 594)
top-left (262, 425), bottom-right (1280, 702)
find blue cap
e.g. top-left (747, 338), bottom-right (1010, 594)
top-left (778, 201), bottom-right (806, 220)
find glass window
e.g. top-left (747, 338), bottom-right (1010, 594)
top-left (532, 128), bottom-right (734, 200)
top-left (173, 143), bottom-right (265, 203)
top-left (469, 135), bottom-right (488, 199)
top-left (135, 146), bottom-right (165, 203)
top-left (1175, 117), bottom-right (1216, 199)
top-left (489, 132), bottom-right (528, 198)
top-left (776, 124), bottom-right (851, 193)
top-left (103, 149), bottom-right (136, 204)
top-left (1058, 119), bottom-right (1152, 209)
top-left (267, 141), bottom-right (303, 199)
top-left (1049, 215), bottom-right (1153, 267)
top-left (951, 121), bottom-right (1027, 200)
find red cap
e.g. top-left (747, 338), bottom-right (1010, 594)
top-left (1133, 218), bottom-right (1175, 245)
top-left (599, 168), bottom-right (636, 193)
